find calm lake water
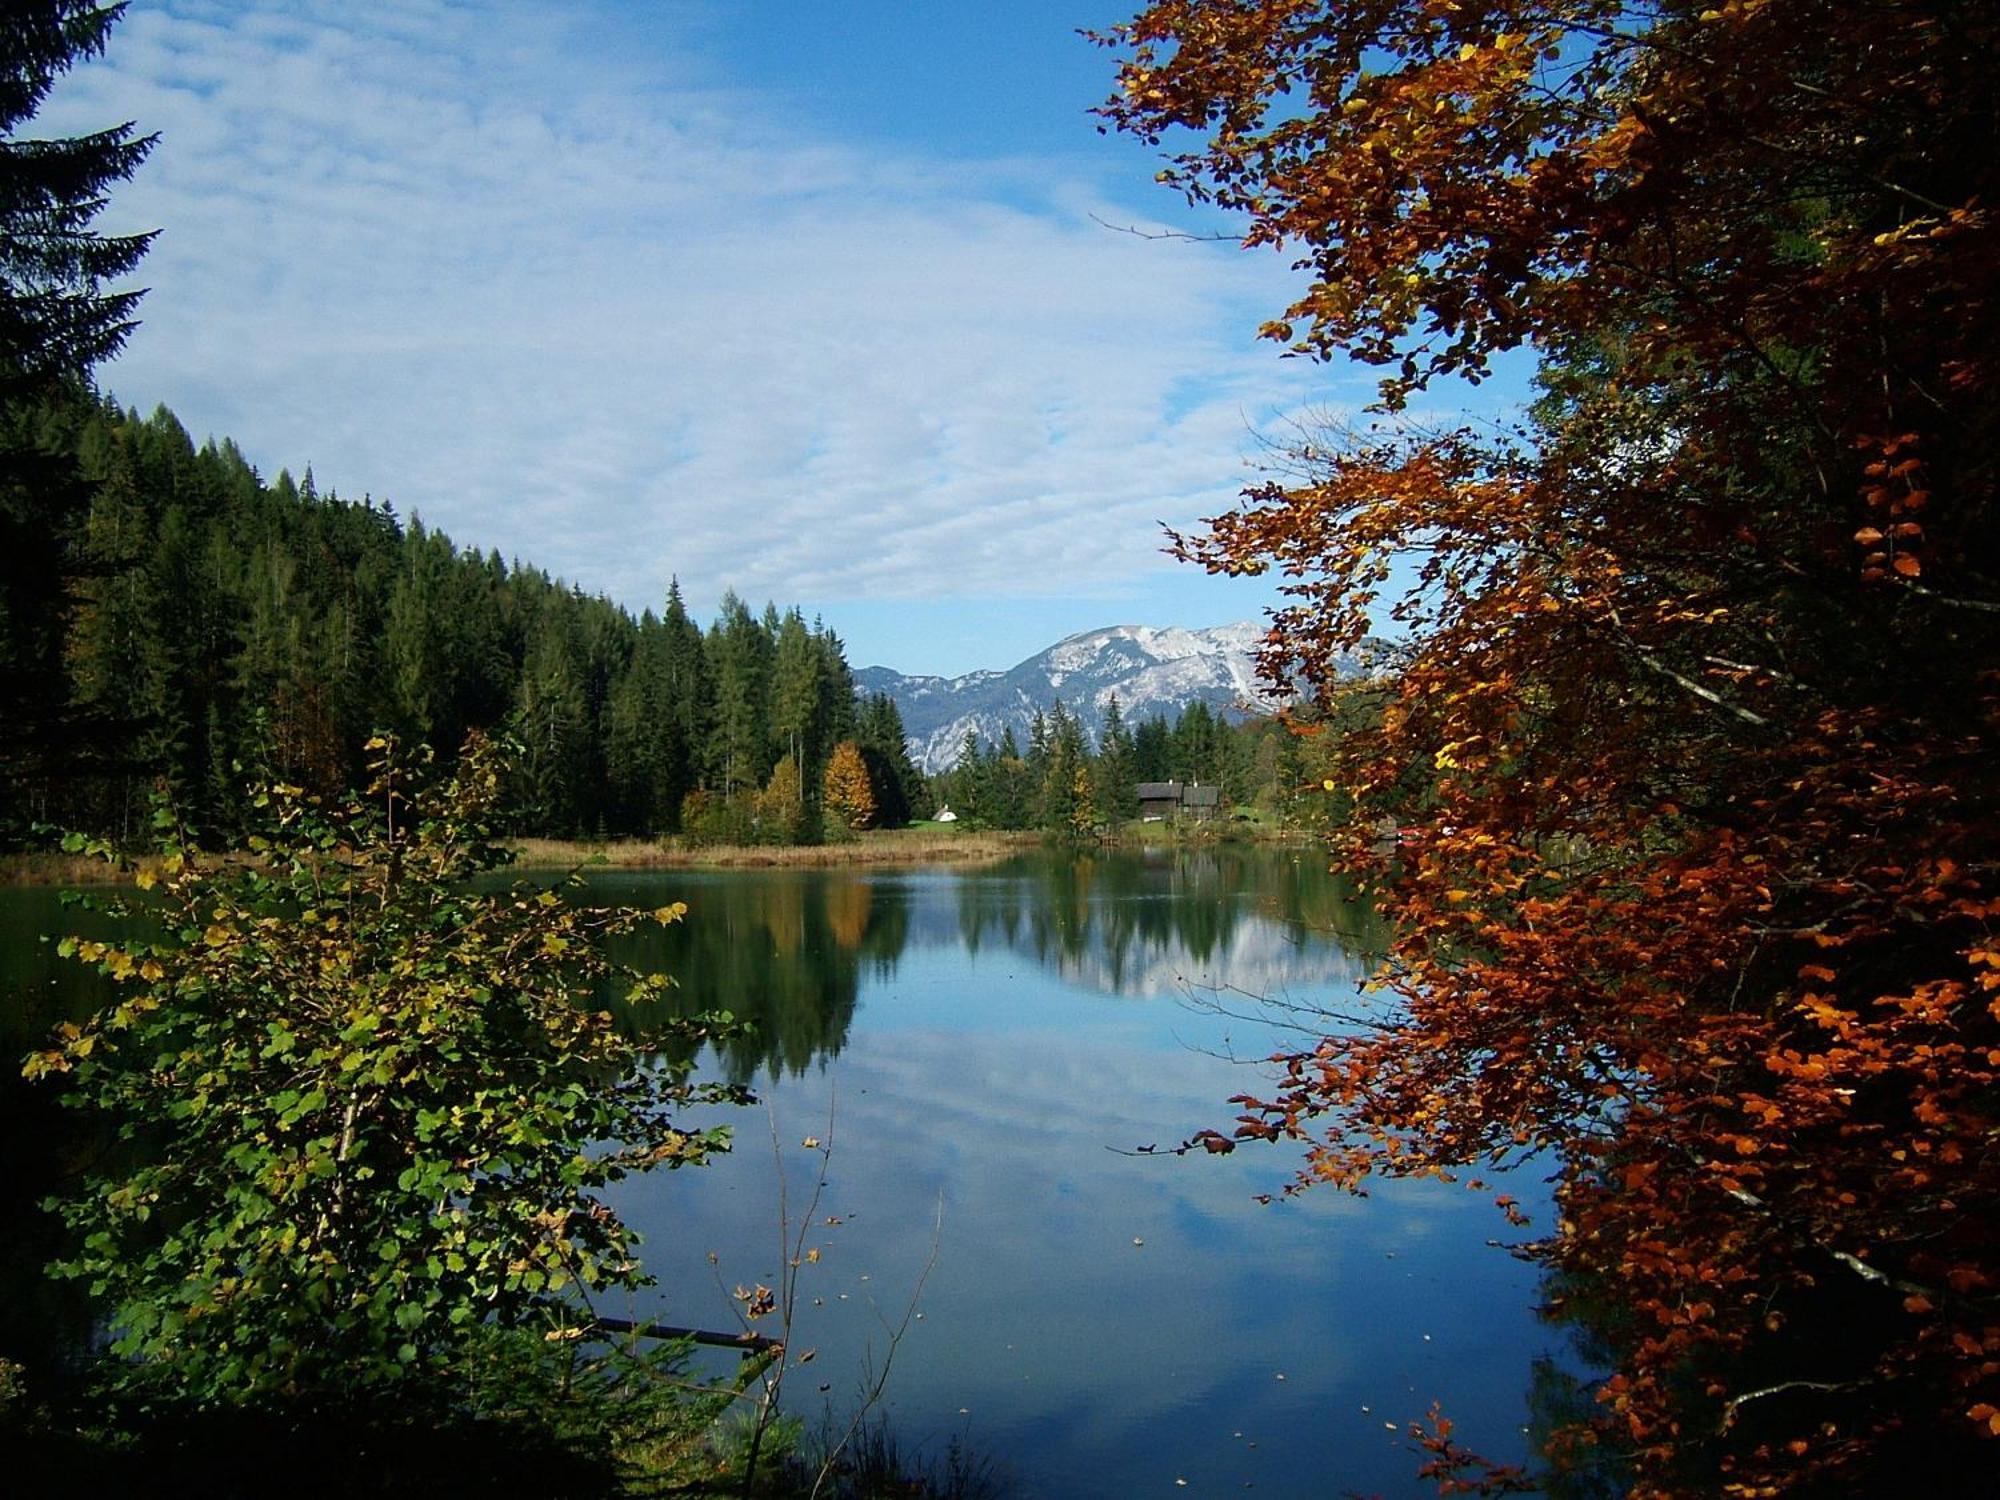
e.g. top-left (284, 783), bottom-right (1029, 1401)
top-left (0, 847), bottom-right (1575, 1497)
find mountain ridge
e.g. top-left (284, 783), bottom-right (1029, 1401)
top-left (857, 621), bottom-right (1288, 773)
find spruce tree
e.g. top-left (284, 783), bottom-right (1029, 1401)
top-left (0, 2), bottom-right (155, 836)
top-left (657, 580), bottom-right (708, 828)
top-left (1095, 694), bottom-right (1135, 826)
top-left (858, 691), bottom-right (922, 826)
top-left (0, 2), bottom-right (156, 382)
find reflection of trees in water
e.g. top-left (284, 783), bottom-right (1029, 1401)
top-left (582, 849), bottom-right (1384, 1079)
top-left (1522, 1242), bottom-right (1985, 1497)
top-left (954, 847), bottom-right (1388, 997)
top-left (597, 873), bottom-right (907, 1083)
top-left (0, 889), bottom-right (136, 1396)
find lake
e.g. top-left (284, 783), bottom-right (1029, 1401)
top-left (0, 847), bottom-right (1575, 1497)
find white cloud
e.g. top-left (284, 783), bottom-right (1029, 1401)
top-left (41, 1), bottom-right (1356, 642)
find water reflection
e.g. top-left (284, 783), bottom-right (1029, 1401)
top-left (587, 848), bottom-right (1389, 1085)
top-left (599, 849), bottom-right (1553, 1500)
top-left (0, 848), bottom-right (1558, 1499)
top-left (592, 870), bottom-right (905, 1081)
top-left (0, 886), bottom-right (129, 1399)
top-left (953, 848), bottom-right (1389, 1001)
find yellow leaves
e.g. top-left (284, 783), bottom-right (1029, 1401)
top-left (22, 1048), bottom-right (71, 1079)
top-left (652, 902), bottom-right (687, 926)
top-left (203, 925), bottom-right (232, 948)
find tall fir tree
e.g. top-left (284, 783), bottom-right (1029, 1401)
top-left (1095, 694), bottom-right (1135, 825)
top-left (0, 2), bottom-right (155, 835)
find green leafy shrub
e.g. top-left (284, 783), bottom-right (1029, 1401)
top-left (27, 734), bottom-right (746, 1404)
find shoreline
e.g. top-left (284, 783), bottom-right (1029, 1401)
top-left (2, 822), bottom-right (1309, 887)
top-left (495, 828), bottom-right (1039, 871)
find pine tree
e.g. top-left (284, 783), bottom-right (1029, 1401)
top-left (1171, 701), bottom-right (1221, 786)
top-left (512, 609), bottom-right (589, 833)
top-left (0, 2), bottom-right (155, 835)
top-left (857, 691), bottom-right (923, 825)
top-left (604, 611), bottom-right (668, 834)
top-left (1132, 714), bottom-right (1172, 784)
top-left (657, 581), bottom-right (708, 828)
top-left (0, 2), bottom-right (156, 383)
top-left (705, 592), bottom-right (771, 798)
top-left (1095, 694), bottom-right (1136, 826)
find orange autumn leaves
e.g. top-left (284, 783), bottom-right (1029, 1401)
top-left (1105, 1), bottom-right (1999, 1493)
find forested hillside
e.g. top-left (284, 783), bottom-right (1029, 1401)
top-left (2, 393), bottom-right (923, 845)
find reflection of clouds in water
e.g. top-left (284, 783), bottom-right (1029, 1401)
top-left (894, 852), bottom-right (1388, 1004)
top-left (624, 1015), bottom-right (1554, 1497)
top-left (602, 856), bottom-right (1544, 1497)
top-left (1042, 915), bottom-right (1375, 1001)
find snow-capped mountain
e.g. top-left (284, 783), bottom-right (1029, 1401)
top-left (856, 622), bottom-right (1289, 773)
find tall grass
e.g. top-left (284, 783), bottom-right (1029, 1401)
top-left (506, 828), bottom-right (1031, 871)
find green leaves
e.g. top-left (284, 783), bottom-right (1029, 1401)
top-left (35, 734), bottom-right (742, 1405)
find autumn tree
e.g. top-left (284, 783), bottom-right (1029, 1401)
top-left (756, 752), bottom-right (811, 846)
top-left (1105, 1), bottom-right (2000, 1493)
top-left (821, 739), bottom-right (876, 832)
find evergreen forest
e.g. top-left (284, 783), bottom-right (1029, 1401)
top-left (1, 393), bottom-right (926, 848)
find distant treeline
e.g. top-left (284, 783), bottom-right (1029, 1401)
top-left (930, 697), bottom-right (1331, 833)
top-left (0, 394), bottom-right (924, 845)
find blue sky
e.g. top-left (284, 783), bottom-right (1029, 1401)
top-left (46, 0), bottom-right (1516, 676)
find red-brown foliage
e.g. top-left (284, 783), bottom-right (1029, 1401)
top-left (1103, 3), bottom-right (1999, 1493)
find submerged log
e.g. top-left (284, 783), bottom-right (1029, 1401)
top-left (590, 1314), bottom-right (781, 1355)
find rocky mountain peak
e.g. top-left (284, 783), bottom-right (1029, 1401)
top-left (855, 621), bottom-right (1290, 773)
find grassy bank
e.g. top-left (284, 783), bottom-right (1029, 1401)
top-left (507, 824), bottom-right (1035, 871)
top-left (0, 850), bottom-right (136, 887)
top-left (0, 819), bottom-right (1305, 886)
